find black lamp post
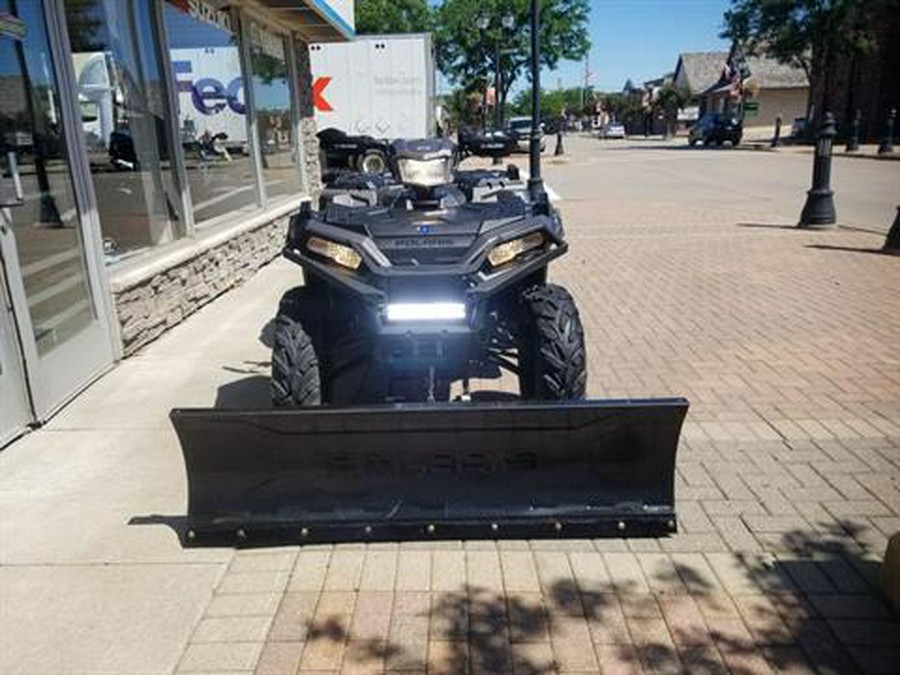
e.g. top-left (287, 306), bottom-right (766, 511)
top-left (477, 13), bottom-right (515, 165)
top-left (528, 0), bottom-right (544, 203)
top-left (798, 112), bottom-right (837, 229)
top-left (845, 108), bottom-right (861, 152)
top-left (878, 108), bottom-right (896, 155)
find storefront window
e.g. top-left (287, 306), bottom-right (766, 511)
top-left (247, 20), bottom-right (301, 201)
top-left (64, 0), bottom-right (183, 262)
top-left (163, 0), bottom-right (258, 224)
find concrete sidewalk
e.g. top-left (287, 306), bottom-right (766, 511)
top-left (1, 138), bottom-right (898, 674)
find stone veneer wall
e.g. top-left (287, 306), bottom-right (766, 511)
top-left (112, 40), bottom-right (324, 357)
top-left (114, 213), bottom-right (290, 356)
top-left (296, 39), bottom-right (323, 199)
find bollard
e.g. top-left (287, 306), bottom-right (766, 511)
top-left (771, 115), bottom-right (782, 148)
top-left (885, 532), bottom-right (900, 612)
top-left (878, 108), bottom-right (896, 155)
top-left (554, 117), bottom-right (565, 156)
top-left (884, 206), bottom-right (900, 255)
top-left (798, 112), bottom-right (837, 229)
top-left (845, 109), bottom-right (861, 152)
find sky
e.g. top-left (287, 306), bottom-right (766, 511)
top-left (560, 0), bottom-right (732, 91)
top-left (435, 0), bottom-right (733, 95)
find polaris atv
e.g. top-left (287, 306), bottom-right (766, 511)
top-left (172, 0), bottom-right (687, 547)
top-left (272, 137), bottom-right (587, 405)
top-left (317, 127), bottom-right (389, 176)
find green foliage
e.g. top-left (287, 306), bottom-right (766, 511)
top-left (600, 92), bottom-right (644, 127)
top-left (655, 84), bottom-right (689, 136)
top-left (721, 0), bottom-right (885, 83)
top-left (355, 0), bottom-right (433, 34)
top-left (655, 84), bottom-right (688, 114)
top-left (509, 86), bottom-right (593, 119)
top-left (435, 0), bottom-right (590, 110)
top-left (442, 87), bottom-right (484, 128)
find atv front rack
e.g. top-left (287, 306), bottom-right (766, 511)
top-left (171, 398), bottom-right (688, 546)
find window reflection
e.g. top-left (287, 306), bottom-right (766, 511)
top-left (65, 0), bottom-right (182, 262)
top-left (1, 0), bottom-right (95, 354)
top-left (248, 20), bottom-right (300, 201)
top-left (163, 0), bottom-right (258, 224)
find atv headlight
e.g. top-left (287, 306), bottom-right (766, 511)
top-left (306, 236), bottom-right (362, 270)
top-left (397, 157), bottom-right (452, 187)
top-left (487, 232), bottom-right (545, 267)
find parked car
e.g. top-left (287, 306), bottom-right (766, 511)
top-left (457, 126), bottom-right (518, 159)
top-left (506, 116), bottom-right (546, 152)
top-left (790, 117), bottom-right (810, 140)
top-left (688, 112), bottom-right (742, 147)
top-left (600, 122), bottom-right (626, 139)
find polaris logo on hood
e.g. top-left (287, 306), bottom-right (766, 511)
top-left (382, 237), bottom-right (458, 249)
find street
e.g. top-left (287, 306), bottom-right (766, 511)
top-left (547, 137), bottom-right (898, 233)
top-left (1, 137), bottom-right (898, 674)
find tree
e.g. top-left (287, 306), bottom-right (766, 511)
top-left (655, 84), bottom-right (689, 138)
top-left (435, 0), bottom-right (590, 122)
top-left (509, 86), bottom-right (591, 120)
top-left (721, 0), bottom-right (885, 118)
top-left (355, 0), bottom-right (433, 34)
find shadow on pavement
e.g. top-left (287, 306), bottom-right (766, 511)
top-left (127, 514), bottom-right (191, 546)
top-left (214, 374), bottom-right (270, 408)
top-left (282, 523), bottom-right (897, 674)
top-left (736, 222), bottom-right (801, 231)
top-left (807, 243), bottom-right (892, 256)
top-left (259, 318), bottom-right (275, 348)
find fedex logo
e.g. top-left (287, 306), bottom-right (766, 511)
top-left (173, 59), bottom-right (245, 116)
top-left (313, 76), bottom-right (333, 112)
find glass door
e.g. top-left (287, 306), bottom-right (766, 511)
top-left (0, 254), bottom-right (31, 446)
top-left (0, 0), bottom-right (114, 422)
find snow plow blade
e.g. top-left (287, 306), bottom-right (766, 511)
top-left (171, 398), bottom-right (688, 546)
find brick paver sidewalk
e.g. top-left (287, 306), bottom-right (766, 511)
top-left (167, 143), bottom-right (900, 674)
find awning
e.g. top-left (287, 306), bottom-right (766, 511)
top-left (257, 0), bottom-right (355, 42)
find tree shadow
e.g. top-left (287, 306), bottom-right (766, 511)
top-left (275, 522), bottom-right (897, 674)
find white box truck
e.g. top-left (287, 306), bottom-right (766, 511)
top-left (309, 34), bottom-right (436, 139)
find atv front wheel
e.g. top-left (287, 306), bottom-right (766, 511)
top-left (271, 287), bottom-right (324, 406)
top-left (517, 284), bottom-right (587, 400)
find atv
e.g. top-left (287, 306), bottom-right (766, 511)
top-left (169, 0), bottom-right (687, 547)
top-left (271, 136), bottom-right (586, 406)
top-left (316, 127), bottom-right (390, 177)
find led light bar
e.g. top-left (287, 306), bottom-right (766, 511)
top-left (386, 302), bottom-right (466, 322)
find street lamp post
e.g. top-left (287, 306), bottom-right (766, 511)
top-left (528, 0), bottom-right (544, 202)
top-left (477, 13), bottom-right (515, 165)
top-left (798, 112), bottom-right (837, 229)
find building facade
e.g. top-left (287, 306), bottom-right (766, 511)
top-left (0, 0), bottom-right (353, 446)
top-left (702, 45), bottom-right (808, 139)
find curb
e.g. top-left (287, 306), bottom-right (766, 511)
top-left (740, 143), bottom-right (900, 161)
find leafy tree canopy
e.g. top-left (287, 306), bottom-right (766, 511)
top-left (355, 0), bottom-right (433, 34)
top-left (721, 0), bottom-right (885, 82)
top-left (435, 0), bottom-right (590, 111)
top-left (509, 86), bottom-right (595, 119)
